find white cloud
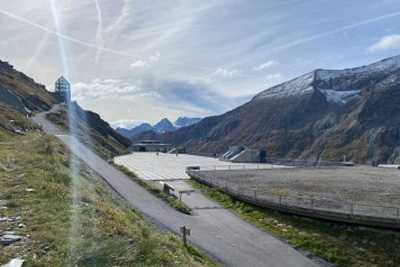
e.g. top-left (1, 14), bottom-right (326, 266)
top-left (253, 60), bottom-right (277, 71)
top-left (72, 79), bottom-right (142, 100)
top-left (110, 119), bottom-right (145, 129)
top-left (265, 73), bottom-right (282, 81)
top-left (130, 52), bottom-right (160, 68)
top-left (130, 60), bottom-right (148, 68)
top-left (369, 34), bottom-right (400, 51)
top-left (213, 67), bottom-right (240, 79)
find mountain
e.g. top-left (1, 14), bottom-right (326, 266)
top-left (153, 118), bottom-right (176, 133)
top-left (148, 55), bottom-right (400, 164)
top-left (0, 60), bottom-right (56, 114)
top-left (117, 117), bottom-right (202, 139)
top-left (174, 117), bottom-right (202, 128)
top-left (116, 123), bottom-right (152, 139)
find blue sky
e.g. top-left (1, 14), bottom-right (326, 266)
top-left (1, 0), bottom-right (400, 127)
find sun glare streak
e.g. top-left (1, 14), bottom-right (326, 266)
top-left (49, 0), bottom-right (81, 262)
top-left (2, 5), bottom-right (400, 83)
top-left (49, 0), bottom-right (70, 79)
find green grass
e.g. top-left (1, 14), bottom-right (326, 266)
top-left (190, 180), bottom-right (400, 267)
top-left (0, 130), bottom-right (217, 266)
top-left (112, 164), bottom-right (192, 215)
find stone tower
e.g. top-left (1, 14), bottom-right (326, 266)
top-left (54, 76), bottom-right (71, 103)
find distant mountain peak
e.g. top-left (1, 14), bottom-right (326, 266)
top-left (153, 118), bottom-right (175, 133)
top-left (116, 116), bottom-right (202, 139)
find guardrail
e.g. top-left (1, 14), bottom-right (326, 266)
top-left (187, 169), bottom-right (400, 229)
top-left (187, 163), bottom-right (291, 172)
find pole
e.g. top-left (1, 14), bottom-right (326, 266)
top-left (180, 226), bottom-right (190, 246)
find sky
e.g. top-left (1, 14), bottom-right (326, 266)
top-left (1, 0), bottom-right (400, 128)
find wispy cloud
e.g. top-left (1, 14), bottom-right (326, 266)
top-left (212, 67), bottom-right (240, 79)
top-left (253, 60), bottom-right (277, 71)
top-left (2, 1), bottom-right (400, 124)
top-left (93, 0), bottom-right (104, 62)
top-left (369, 34), bottom-right (400, 51)
top-left (265, 73), bottom-right (282, 81)
top-left (130, 53), bottom-right (160, 69)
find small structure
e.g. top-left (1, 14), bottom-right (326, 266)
top-left (130, 140), bottom-right (172, 152)
top-left (54, 76), bottom-right (71, 104)
top-left (220, 146), bottom-right (245, 161)
top-left (221, 146), bottom-right (268, 163)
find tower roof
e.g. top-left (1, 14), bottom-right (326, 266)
top-left (56, 76), bottom-right (70, 85)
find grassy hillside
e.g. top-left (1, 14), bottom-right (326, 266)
top-left (0, 121), bottom-right (216, 266)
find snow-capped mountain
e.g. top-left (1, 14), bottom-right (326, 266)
top-left (116, 117), bottom-right (202, 139)
top-left (254, 55), bottom-right (400, 103)
top-left (150, 55), bottom-right (400, 164)
top-left (153, 118), bottom-right (176, 133)
top-left (115, 123), bottom-right (152, 139)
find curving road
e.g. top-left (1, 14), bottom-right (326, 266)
top-left (32, 106), bottom-right (318, 267)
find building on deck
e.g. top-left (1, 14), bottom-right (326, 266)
top-left (54, 76), bottom-right (71, 104)
top-left (130, 140), bottom-right (173, 152)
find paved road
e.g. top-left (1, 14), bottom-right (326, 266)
top-left (32, 107), bottom-right (318, 267)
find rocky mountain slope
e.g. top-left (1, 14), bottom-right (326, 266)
top-left (116, 117), bottom-right (202, 139)
top-left (0, 60), bottom-right (130, 157)
top-left (175, 117), bottom-right (202, 128)
top-left (150, 55), bottom-right (400, 164)
top-left (0, 60), bottom-right (56, 114)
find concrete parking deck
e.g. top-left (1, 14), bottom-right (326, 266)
top-left (114, 152), bottom-right (278, 181)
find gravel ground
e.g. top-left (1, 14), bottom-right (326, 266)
top-left (193, 166), bottom-right (400, 219)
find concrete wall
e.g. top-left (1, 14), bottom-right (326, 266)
top-left (231, 149), bottom-right (260, 163)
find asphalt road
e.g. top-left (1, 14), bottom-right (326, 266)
top-left (32, 106), bottom-right (318, 267)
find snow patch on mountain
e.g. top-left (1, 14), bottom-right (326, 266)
top-left (319, 89), bottom-right (361, 105)
top-left (254, 72), bottom-right (314, 99)
top-left (317, 55), bottom-right (400, 81)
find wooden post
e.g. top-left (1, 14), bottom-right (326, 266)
top-left (180, 226), bottom-right (191, 246)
